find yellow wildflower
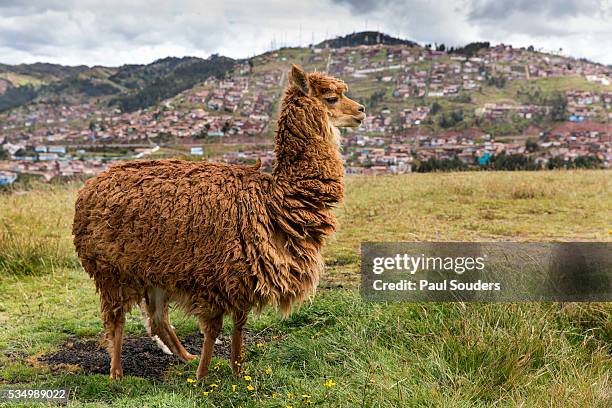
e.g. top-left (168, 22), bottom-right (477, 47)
top-left (256, 342), bottom-right (265, 347)
top-left (244, 375), bottom-right (252, 381)
top-left (247, 384), bottom-right (255, 391)
top-left (209, 383), bottom-right (218, 388)
top-left (324, 379), bottom-right (336, 388)
top-left (202, 391), bottom-right (209, 397)
top-left (232, 384), bottom-right (237, 392)
top-left (302, 394), bottom-right (311, 399)
top-left (265, 367), bottom-right (273, 375)
top-left (186, 378), bottom-right (196, 383)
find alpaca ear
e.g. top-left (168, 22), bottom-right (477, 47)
top-left (289, 64), bottom-right (309, 95)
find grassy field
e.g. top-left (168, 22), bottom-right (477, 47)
top-left (1, 170), bottom-right (611, 407)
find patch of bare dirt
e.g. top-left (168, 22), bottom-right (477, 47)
top-left (35, 332), bottom-right (269, 380)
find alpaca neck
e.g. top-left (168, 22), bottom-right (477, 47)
top-left (269, 93), bottom-right (345, 241)
top-left (272, 105), bottom-right (345, 205)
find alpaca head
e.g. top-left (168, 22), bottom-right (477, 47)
top-left (288, 64), bottom-right (366, 128)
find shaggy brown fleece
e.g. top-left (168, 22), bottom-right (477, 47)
top-left (73, 64), bottom-right (364, 379)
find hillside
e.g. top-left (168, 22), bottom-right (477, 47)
top-left (0, 62), bottom-right (89, 86)
top-left (2, 31), bottom-right (608, 115)
top-left (0, 31), bottom-right (611, 181)
top-left (0, 55), bottom-right (236, 112)
top-left (1, 171), bottom-right (610, 406)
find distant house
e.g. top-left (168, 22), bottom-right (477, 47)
top-left (0, 171), bottom-right (17, 186)
top-left (38, 153), bottom-right (59, 161)
top-left (48, 146), bottom-right (67, 154)
top-left (190, 147), bottom-right (204, 156)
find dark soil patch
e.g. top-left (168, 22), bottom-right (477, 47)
top-left (38, 332), bottom-right (270, 380)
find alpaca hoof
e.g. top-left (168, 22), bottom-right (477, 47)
top-left (182, 353), bottom-right (197, 362)
top-left (110, 367), bottom-right (124, 379)
top-left (196, 370), bottom-right (208, 380)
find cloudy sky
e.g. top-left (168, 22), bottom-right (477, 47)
top-left (1, 0), bottom-right (611, 66)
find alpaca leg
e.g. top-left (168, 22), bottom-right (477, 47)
top-left (161, 306), bottom-right (197, 361)
top-left (139, 298), bottom-right (172, 355)
top-left (101, 294), bottom-right (127, 379)
top-left (143, 288), bottom-right (195, 361)
top-left (231, 310), bottom-right (248, 377)
top-left (196, 315), bottom-right (223, 379)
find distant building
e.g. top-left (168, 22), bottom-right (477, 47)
top-left (48, 146), bottom-right (67, 154)
top-left (190, 147), bottom-right (204, 156)
top-left (38, 153), bottom-right (59, 161)
top-left (0, 171), bottom-right (17, 186)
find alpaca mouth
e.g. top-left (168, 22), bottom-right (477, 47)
top-left (353, 114), bottom-right (365, 125)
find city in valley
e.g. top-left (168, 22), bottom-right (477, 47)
top-left (0, 32), bottom-right (610, 186)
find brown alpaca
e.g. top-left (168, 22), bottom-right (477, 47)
top-left (72, 64), bottom-right (365, 379)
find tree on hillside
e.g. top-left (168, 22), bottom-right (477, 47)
top-left (438, 110), bottom-right (464, 129)
top-left (430, 101), bottom-right (442, 115)
top-left (549, 92), bottom-right (568, 122)
top-left (573, 156), bottom-right (601, 169)
top-left (368, 90), bottom-right (386, 109)
top-left (487, 75), bottom-right (507, 89)
top-left (0, 84), bottom-right (38, 112)
top-left (415, 156), bottom-right (467, 172)
top-left (450, 42), bottom-right (490, 58)
top-left (525, 138), bottom-right (538, 153)
top-left (221, 120), bottom-right (232, 135)
top-left (547, 156), bottom-right (567, 169)
top-left (489, 153), bottom-right (540, 170)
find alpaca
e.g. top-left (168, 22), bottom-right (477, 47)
top-left (72, 64), bottom-right (365, 379)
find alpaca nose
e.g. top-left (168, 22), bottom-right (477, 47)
top-left (357, 105), bottom-right (365, 113)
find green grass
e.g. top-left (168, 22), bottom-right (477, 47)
top-left (472, 75), bottom-right (612, 107)
top-left (0, 73), bottom-right (46, 87)
top-left (1, 171), bottom-right (611, 406)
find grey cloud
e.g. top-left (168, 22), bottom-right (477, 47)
top-left (330, 0), bottom-right (391, 13)
top-left (0, 0), bottom-right (611, 65)
top-left (468, 0), bottom-right (607, 20)
top-left (0, 1), bottom-right (227, 65)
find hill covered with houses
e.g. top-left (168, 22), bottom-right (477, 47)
top-left (0, 31), bottom-right (610, 183)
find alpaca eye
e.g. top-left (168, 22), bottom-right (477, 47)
top-left (326, 97), bottom-right (338, 104)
